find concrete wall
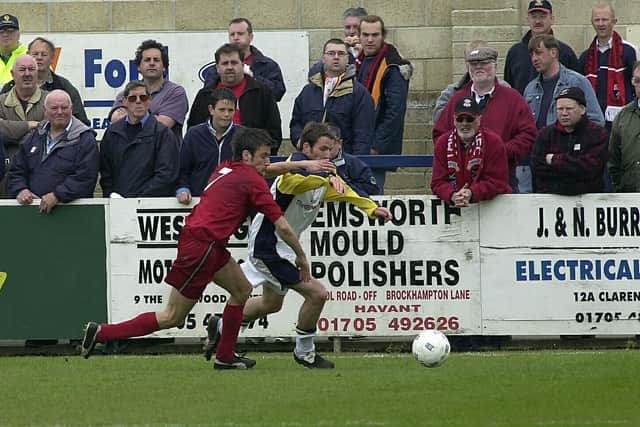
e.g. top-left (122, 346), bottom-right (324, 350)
top-left (2, 0), bottom-right (635, 194)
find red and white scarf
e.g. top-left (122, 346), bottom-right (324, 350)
top-left (584, 31), bottom-right (627, 110)
top-left (446, 129), bottom-right (485, 190)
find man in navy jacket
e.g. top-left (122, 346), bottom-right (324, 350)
top-left (9, 89), bottom-right (98, 213)
top-left (100, 81), bottom-right (178, 198)
top-left (290, 38), bottom-right (374, 156)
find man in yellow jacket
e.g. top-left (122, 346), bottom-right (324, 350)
top-left (0, 14), bottom-right (27, 85)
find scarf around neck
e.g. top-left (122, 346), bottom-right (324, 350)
top-left (446, 128), bottom-right (485, 190)
top-left (584, 31), bottom-right (627, 110)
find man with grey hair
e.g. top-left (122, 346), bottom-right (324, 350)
top-left (8, 89), bottom-right (99, 213)
top-left (1, 37), bottom-right (89, 125)
top-left (342, 7), bottom-right (367, 59)
top-left (433, 39), bottom-right (511, 123)
top-left (0, 54), bottom-right (47, 196)
top-left (308, 7), bottom-right (368, 76)
top-left (433, 46), bottom-right (537, 193)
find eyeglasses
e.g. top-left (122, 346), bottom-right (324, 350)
top-left (126, 94), bottom-right (150, 102)
top-left (455, 116), bottom-right (476, 123)
top-left (324, 51), bottom-right (348, 57)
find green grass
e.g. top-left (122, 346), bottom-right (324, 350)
top-left (1, 350), bottom-right (639, 427)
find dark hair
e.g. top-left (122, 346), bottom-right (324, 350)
top-left (215, 43), bottom-right (245, 63)
top-left (229, 17), bottom-right (253, 34)
top-left (323, 38), bottom-right (348, 52)
top-left (28, 37), bottom-right (55, 55)
top-left (123, 80), bottom-right (149, 97)
top-left (300, 122), bottom-right (334, 148)
top-left (528, 34), bottom-right (559, 53)
top-left (633, 60), bottom-right (640, 74)
top-left (135, 39), bottom-right (169, 68)
top-left (359, 15), bottom-right (386, 37)
top-left (231, 127), bottom-right (273, 161)
top-left (208, 87), bottom-right (237, 108)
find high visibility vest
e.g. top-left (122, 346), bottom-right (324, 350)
top-left (0, 44), bottom-right (27, 84)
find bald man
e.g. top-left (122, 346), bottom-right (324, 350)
top-left (8, 89), bottom-right (99, 213)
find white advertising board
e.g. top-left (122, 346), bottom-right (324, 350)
top-left (480, 194), bottom-right (640, 335)
top-left (108, 196), bottom-right (483, 338)
top-left (22, 31), bottom-right (309, 139)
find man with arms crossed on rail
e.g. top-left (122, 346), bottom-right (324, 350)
top-left (81, 127), bottom-right (311, 370)
top-left (204, 122), bottom-right (393, 369)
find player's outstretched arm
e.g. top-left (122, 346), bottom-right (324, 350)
top-left (274, 216), bottom-right (311, 283)
top-left (265, 159), bottom-right (335, 178)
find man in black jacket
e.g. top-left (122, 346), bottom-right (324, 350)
top-left (188, 44), bottom-right (282, 154)
top-left (203, 17), bottom-right (285, 102)
top-left (504, 0), bottom-right (579, 94)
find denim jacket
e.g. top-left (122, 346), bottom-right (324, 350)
top-left (524, 64), bottom-right (604, 127)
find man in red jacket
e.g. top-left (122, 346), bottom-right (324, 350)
top-left (433, 46), bottom-right (537, 193)
top-left (431, 96), bottom-right (511, 206)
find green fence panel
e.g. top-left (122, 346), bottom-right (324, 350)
top-left (0, 203), bottom-right (108, 339)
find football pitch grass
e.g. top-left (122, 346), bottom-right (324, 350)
top-left (1, 350), bottom-right (638, 427)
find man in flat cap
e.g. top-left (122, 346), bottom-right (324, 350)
top-left (0, 14), bottom-right (26, 84)
top-left (433, 46), bottom-right (537, 193)
top-left (531, 87), bottom-right (609, 194)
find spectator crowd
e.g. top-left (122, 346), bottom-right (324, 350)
top-left (2, 2), bottom-right (640, 212)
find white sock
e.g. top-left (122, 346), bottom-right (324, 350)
top-left (294, 328), bottom-right (316, 357)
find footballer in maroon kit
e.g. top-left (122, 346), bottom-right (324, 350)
top-left (81, 127), bottom-right (311, 369)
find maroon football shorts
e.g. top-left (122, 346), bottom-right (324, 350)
top-left (164, 230), bottom-right (231, 300)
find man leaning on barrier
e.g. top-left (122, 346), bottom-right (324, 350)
top-left (100, 80), bottom-right (178, 198)
top-left (531, 87), bottom-right (609, 195)
top-left (431, 96), bottom-right (511, 207)
top-left (8, 89), bottom-right (99, 213)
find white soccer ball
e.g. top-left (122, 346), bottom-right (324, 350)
top-left (412, 330), bottom-right (450, 367)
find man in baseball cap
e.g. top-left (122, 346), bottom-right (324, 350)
top-left (0, 13), bottom-right (26, 84)
top-left (431, 95), bottom-right (511, 207)
top-left (531, 86), bottom-right (609, 194)
top-left (504, 0), bottom-right (579, 94)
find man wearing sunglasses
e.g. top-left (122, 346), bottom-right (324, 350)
top-left (290, 38), bottom-right (374, 156)
top-left (100, 80), bottom-right (178, 198)
top-left (431, 96), bottom-right (511, 206)
top-left (433, 46), bottom-right (537, 193)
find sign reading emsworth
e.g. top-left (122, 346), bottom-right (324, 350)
top-left (23, 32), bottom-right (309, 138)
top-left (108, 196), bottom-right (482, 339)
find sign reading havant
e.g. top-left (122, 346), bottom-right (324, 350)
top-left (107, 196), bottom-right (483, 339)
